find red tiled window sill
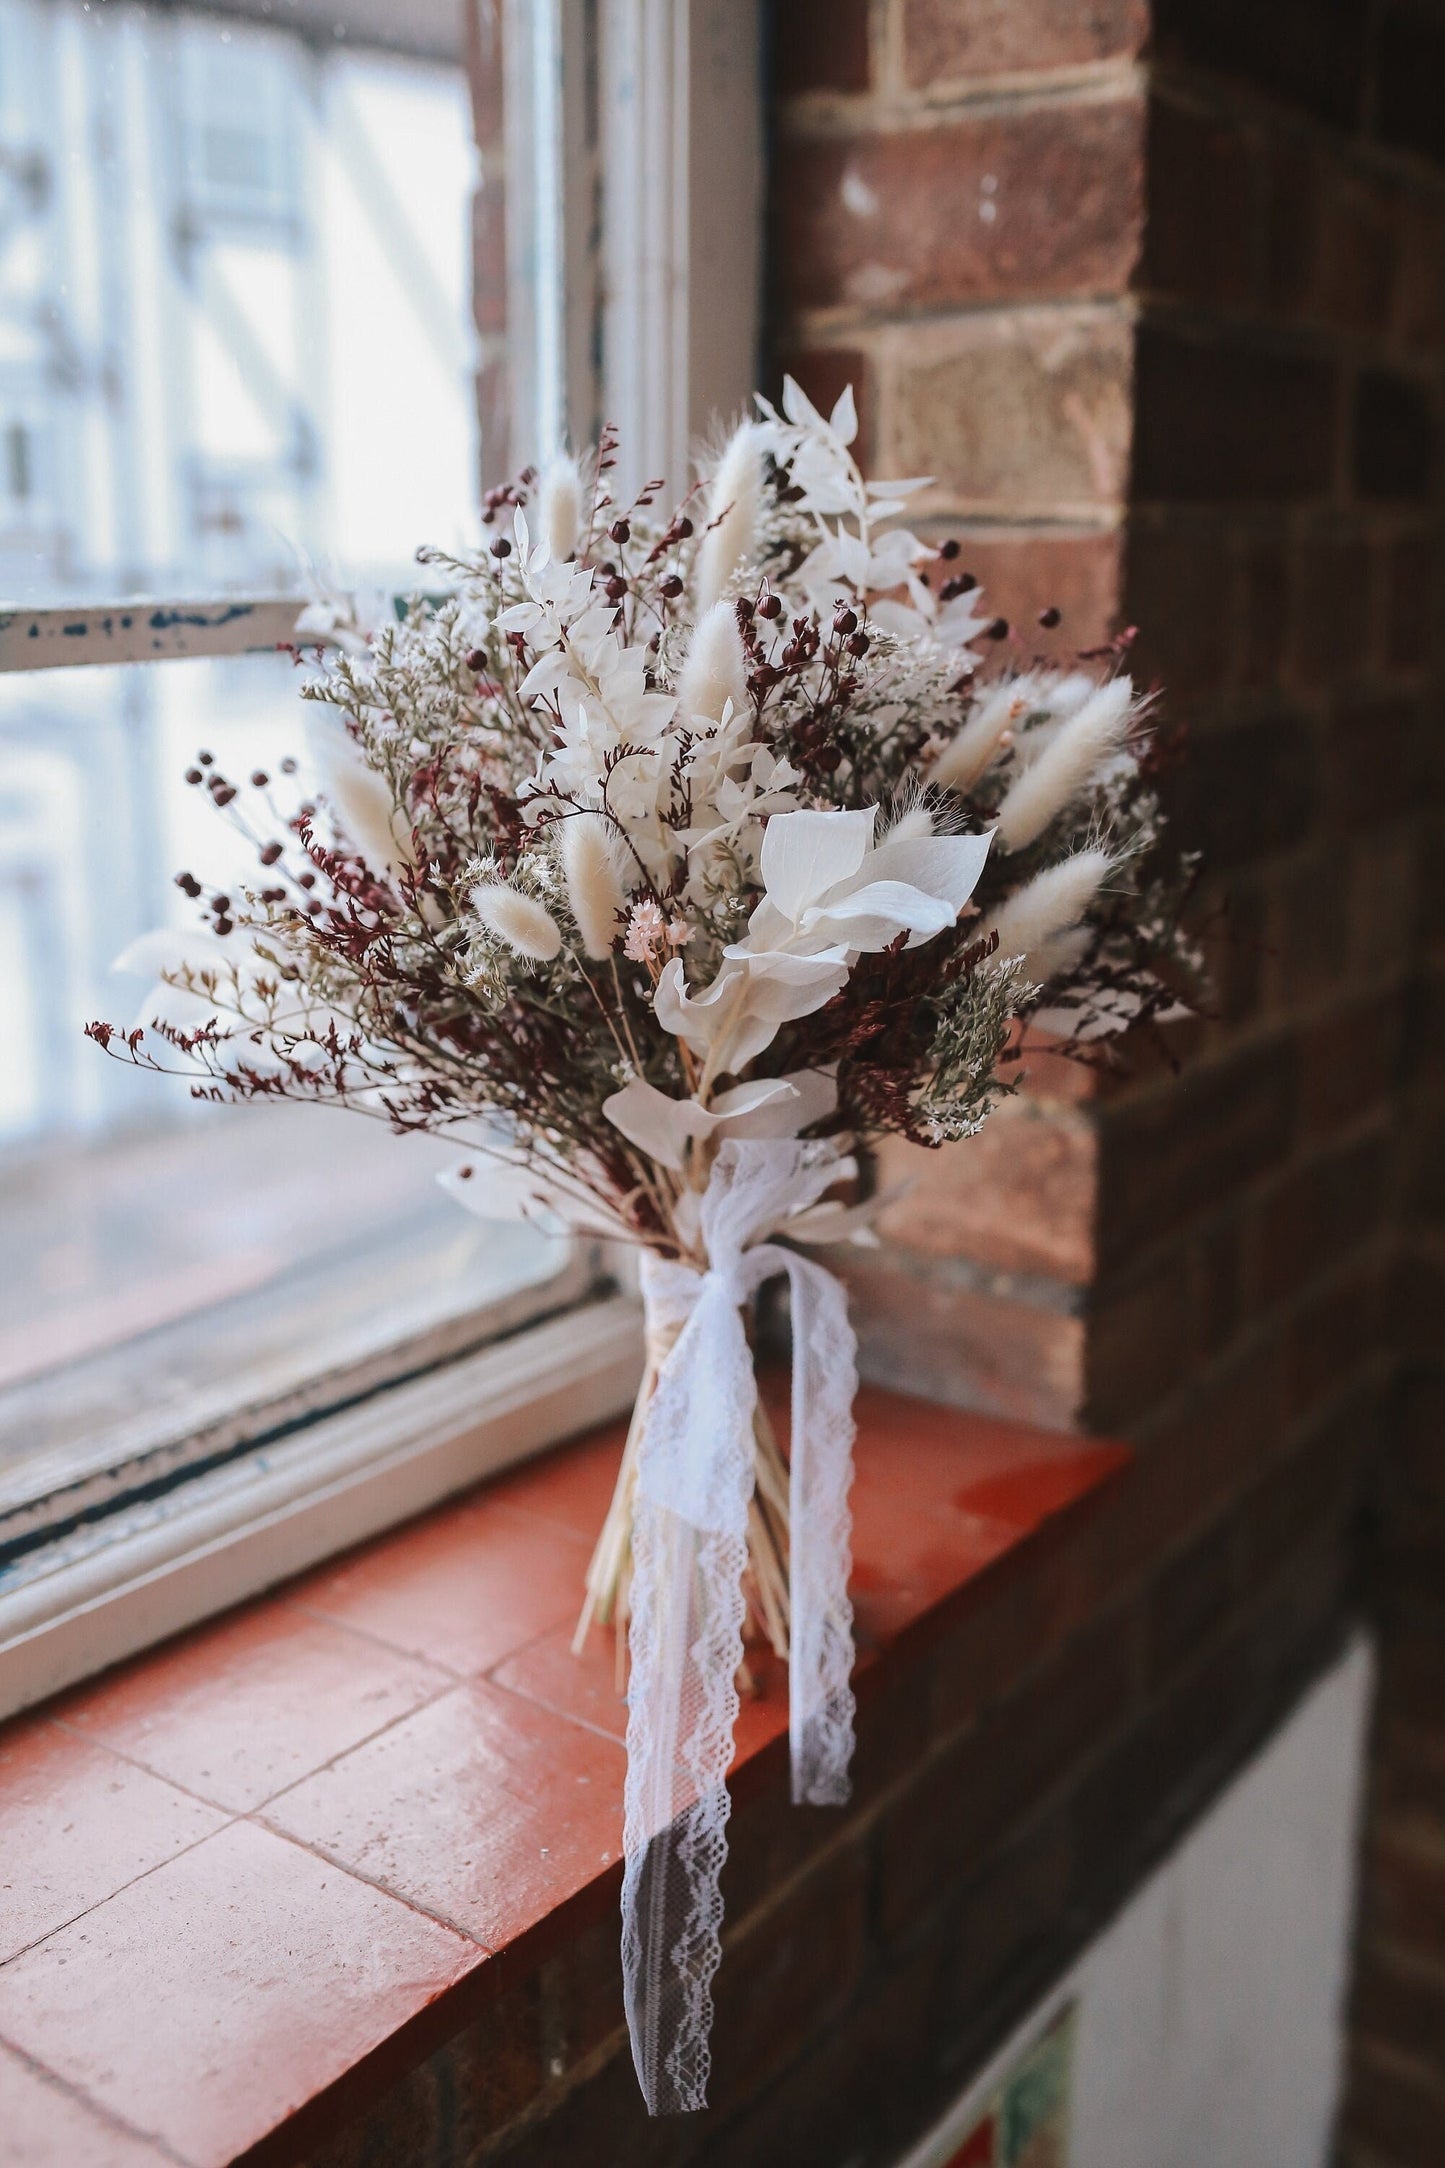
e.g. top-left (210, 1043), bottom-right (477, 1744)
top-left (0, 1383), bottom-right (1127, 2168)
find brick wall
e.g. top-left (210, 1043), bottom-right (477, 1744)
top-left (771, 3), bottom-right (1445, 2163)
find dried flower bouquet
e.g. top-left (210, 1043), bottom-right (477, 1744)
top-left (93, 380), bottom-right (1192, 2115)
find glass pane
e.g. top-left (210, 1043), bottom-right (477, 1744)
top-left (0, 0), bottom-right (480, 602)
top-left (0, 7), bottom-right (572, 1536)
top-left (0, 648), bottom-right (566, 1532)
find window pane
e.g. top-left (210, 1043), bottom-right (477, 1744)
top-left (0, 647), bottom-right (566, 1534)
top-left (0, 0), bottom-right (480, 601)
top-left (0, 5), bottom-right (571, 1543)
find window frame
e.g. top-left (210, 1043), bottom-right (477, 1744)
top-left (0, 0), bottom-right (763, 1721)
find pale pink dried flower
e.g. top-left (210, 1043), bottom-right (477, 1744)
top-left (624, 899), bottom-right (667, 964)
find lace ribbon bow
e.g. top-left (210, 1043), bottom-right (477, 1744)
top-left (620, 1137), bottom-right (859, 2116)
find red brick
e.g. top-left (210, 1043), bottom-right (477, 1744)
top-left (901, 0), bottom-right (1148, 83)
top-left (877, 1608), bottom-right (1136, 1944)
top-left (471, 171), bottom-right (506, 337)
top-left (1133, 322), bottom-right (1338, 502)
top-left (1144, 1509), bottom-right (1242, 1690)
top-left (1343, 2041), bottom-right (1445, 2167)
top-left (913, 526), bottom-right (1123, 647)
top-left (1383, 531), bottom-right (1441, 674)
top-left (1364, 1834), bottom-right (1445, 1968)
top-left (840, 1250), bottom-right (1086, 1427)
top-left (1255, 1132), bottom-right (1392, 1308)
top-left (1262, 137), bottom-right (1322, 315)
top-left (1270, 847), bottom-right (1352, 1008)
top-left (1086, 1243), bottom-right (1195, 1433)
top-left (1318, 173), bottom-right (1403, 334)
top-left (1095, 1039), bottom-right (1297, 1266)
top-left (1287, 531), bottom-right (1374, 691)
top-left (874, 1099), bottom-right (1097, 1282)
top-left (1354, 369), bottom-right (1436, 504)
top-left (1142, 97), bottom-right (1261, 311)
top-left (1353, 1945), bottom-right (1445, 2078)
top-left (1151, 0), bottom-right (1369, 132)
top-left (1105, 1337), bottom-right (1289, 1571)
top-left (1237, 532), bottom-right (1291, 687)
top-left (464, 0), bottom-right (505, 151)
top-left (708, 1846), bottom-right (870, 2114)
top-left (882, 309), bottom-right (1133, 516)
top-left (773, 101), bottom-right (1143, 316)
top-left (1124, 517), bottom-right (1234, 694)
top-left (1396, 195), bottom-right (1445, 353)
top-left (476, 353), bottom-right (510, 481)
top-left (773, 0), bottom-right (871, 96)
top-left (1299, 994), bottom-right (1404, 1137)
top-left (1287, 1260), bottom-right (1385, 1425)
top-left (934, 1806), bottom-right (1075, 2049)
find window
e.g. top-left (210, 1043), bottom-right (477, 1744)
top-left (0, 0), bottom-right (761, 1719)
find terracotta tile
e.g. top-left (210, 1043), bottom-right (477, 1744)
top-left (492, 1620), bottom-right (632, 1742)
top-left (0, 2041), bottom-right (170, 2167)
top-left (264, 1679), bottom-right (626, 1951)
top-left (294, 1498), bottom-right (595, 1676)
top-left (486, 1422), bottom-right (628, 1542)
top-left (0, 1715), bottom-right (225, 1963)
top-left (55, 1602), bottom-right (449, 1812)
top-left (0, 1820), bottom-right (475, 2168)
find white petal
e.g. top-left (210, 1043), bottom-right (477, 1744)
top-left (759, 806), bottom-right (876, 923)
top-left (802, 878), bottom-right (956, 951)
top-left (862, 829), bottom-right (993, 914)
top-left (829, 384), bottom-right (858, 445)
top-left (602, 1078), bottom-right (715, 1170)
top-left (715, 1068), bottom-right (837, 1139)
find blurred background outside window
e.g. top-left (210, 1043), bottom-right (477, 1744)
top-left (0, 0), bottom-right (561, 1533)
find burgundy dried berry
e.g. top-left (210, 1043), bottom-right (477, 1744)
top-left (197, 751), bottom-right (214, 766)
top-left (661, 574), bottom-right (684, 599)
top-left (174, 872), bottom-right (201, 897)
top-left (815, 744), bottom-right (843, 773)
top-left (490, 536), bottom-right (512, 559)
top-left (214, 916), bottom-right (234, 936)
top-left (833, 607), bottom-right (858, 636)
top-left (211, 894), bottom-right (231, 914)
top-left (845, 631), bottom-right (870, 658)
top-left (1038, 606), bottom-right (1062, 629)
top-left (675, 516), bottom-right (694, 539)
top-left (605, 575), bottom-right (628, 603)
top-left (609, 519), bottom-right (631, 544)
top-left (939, 539), bottom-right (961, 560)
top-left (250, 770), bottom-right (269, 788)
top-left (212, 784), bottom-right (237, 806)
top-left (184, 767), bottom-right (203, 786)
top-left (758, 593), bottom-right (782, 620)
top-left (986, 617), bottom-right (1010, 641)
top-left (466, 648), bottom-right (486, 671)
top-left (298, 871), bottom-right (317, 890)
top-left (280, 756), bottom-right (298, 775)
top-left (260, 841), bottom-right (283, 866)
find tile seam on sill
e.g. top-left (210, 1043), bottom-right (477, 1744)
top-left (0, 2029), bottom-right (192, 2167)
top-left (479, 1658), bottom-right (632, 1752)
top-left (53, 1663), bottom-right (463, 1822)
top-left (0, 1802), bottom-right (238, 1972)
top-left (248, 1809), bottom-right (500, 1957)
top-left (281, 1596), bottom-right (472, 1679)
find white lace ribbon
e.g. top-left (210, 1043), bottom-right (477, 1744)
top-left (621, 1138), bottom-right (859, 2115)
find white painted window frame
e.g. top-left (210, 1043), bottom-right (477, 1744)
top-left (0, 0), bottom-right (763, 1721)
